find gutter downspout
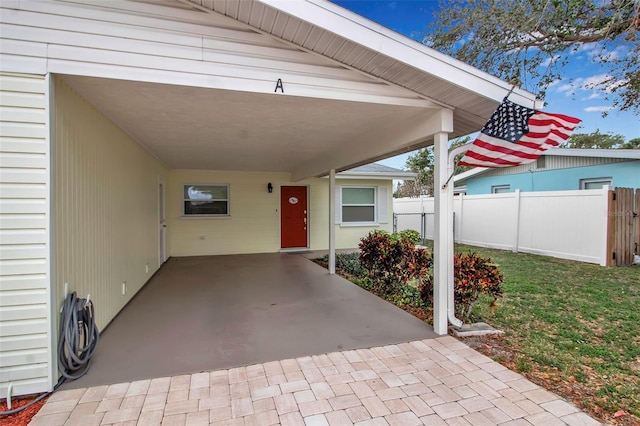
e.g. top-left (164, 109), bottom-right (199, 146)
top-left (442, 144), bottom-right (470, 329)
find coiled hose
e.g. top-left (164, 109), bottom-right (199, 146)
top-left (0, 292), bottom-right (99, 417)
top-left (58, 291), bottom-right (100, 380)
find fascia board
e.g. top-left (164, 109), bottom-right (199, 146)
top-left (256, 0), bottom-right (539, 107)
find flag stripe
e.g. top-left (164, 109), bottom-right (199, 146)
top-left (459, 140), bottom-right (545, 166)
top-left (471, 139), bottom-right (541, 160)
top-left (458, 150), bottom-right (523, 167)
top-left (531, 111), bottom-right (581, 125)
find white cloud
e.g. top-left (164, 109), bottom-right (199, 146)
top-left (574, 43), bottom-right (627, 63)
top-left (584, 106), bottom-right (615, 112)
top-left (539, 55), bottom-right (560, 68)
top-left (547, 79), bottom-right (562, 88)
top-left (557, 81), bottom-right (578, 93)
top-left (582, 74), bottom-right (611, 88)
top-left (581, 73), bottom-right (626, 94)
top-left (583, 93), bottom-right (601, 100)
top-left (551, 73), bottom-right (625, 99)
top-left (576, 43), bottom-right (598, 59)
top-left (602, 50), bottom-right (619, 61)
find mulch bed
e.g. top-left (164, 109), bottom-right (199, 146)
top-left (0, 395), bottom-right (49, 426)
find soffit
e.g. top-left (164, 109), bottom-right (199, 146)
top-left (185, 0), bottom-right (539, 138)
top-left (63, 75), bottom-right (432, 172)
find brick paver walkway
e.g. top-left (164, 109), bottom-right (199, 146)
top-left (30, 336), bottom-right (602, 425)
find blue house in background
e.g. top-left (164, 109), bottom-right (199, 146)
top-left (454, 149), bottom-right (640, 195)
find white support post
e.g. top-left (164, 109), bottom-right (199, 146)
top-left (329, 168), bottom-right (336, 275)
top-left (513, 189), bottom-right (522, 253)
top-left (433, 132), bottom-right (449, 335)
top-left (457, 193), bottom-right (464, 244)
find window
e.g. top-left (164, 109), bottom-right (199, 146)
top-left (491, 185), bottom-right (510, 194)
top-left (580, 177), bottom-right (612, 190)
top-left (183, 184), bottom-right (229, 217)
top-left (341, 187), bottom-right (376, 223)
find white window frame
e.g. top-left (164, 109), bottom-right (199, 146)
top-left (579, 177), bottom-right (612, 190)
top-left (182, 183), bottom-right (230, 218)
top-left (340, 186), bottom-right (377, 226)
top-left (491, 184), bottom-right (510, 194)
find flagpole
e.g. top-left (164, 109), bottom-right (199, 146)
top-left (441, 145), bottom-right (471, 190)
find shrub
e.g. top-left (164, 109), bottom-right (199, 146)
top-left (419, 252), bottom-right (504, 322)
top-left (335, 252), bottom-right (364, 277)
top-left (358, 230), bottom-right (432, 295)
top-left (390, 285), bottom-right (425, 307)
top-left (397, 229), bottom-right (421, 244)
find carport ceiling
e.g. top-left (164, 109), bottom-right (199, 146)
top-left (63, 75), bottom-right (435, 173)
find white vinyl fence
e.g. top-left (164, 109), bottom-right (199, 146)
top-left (394, 187), bottom-right (610, 265)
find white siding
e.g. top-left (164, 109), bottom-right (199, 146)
top-left (0, 0), bottom-right (428, 107)
top-left (53, 76), bottom-right (167, 332)
top-left (0, 72), bottom-right (50, 398)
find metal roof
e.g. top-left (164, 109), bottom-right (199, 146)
top-left (340, 163), bottom-right (416, 180)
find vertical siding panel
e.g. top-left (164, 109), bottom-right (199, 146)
top-left (53, 77), bottom-right (167, 334)
top-left (0, 72), bottom-right (50, 398)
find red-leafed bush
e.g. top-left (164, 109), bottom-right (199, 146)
top-left (419, 252), bottom-right (504, 321)
top-left (358, 231), bottom-right (432, 295)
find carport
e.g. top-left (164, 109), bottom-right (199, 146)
top-left (0, 0), bottom-right (539, 398)
top-left (62, 253), bottom-right (437, 389)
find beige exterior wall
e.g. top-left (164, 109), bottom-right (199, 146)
top-left (168, 171), bottom-right (393, 256)
top-left (0, 73), bottom-right (51, 398)
top-left (53, 77), bottom-right (167, 332)
top-left (313, 178), bottom-right (394, 249)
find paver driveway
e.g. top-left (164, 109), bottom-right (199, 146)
top-left (32, 336), bottom-right (601, 425)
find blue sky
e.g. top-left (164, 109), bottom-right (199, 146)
top-left (332, 0), bottom-right (640, 170)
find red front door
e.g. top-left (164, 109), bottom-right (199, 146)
top-left (281, 186), bottom-right (308, 248)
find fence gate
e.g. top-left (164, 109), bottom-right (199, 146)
top-left (607, 188), bottom-right (639, 266)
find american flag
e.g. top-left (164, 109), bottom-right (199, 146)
top-left (458, 99), bottom-right (581, 168)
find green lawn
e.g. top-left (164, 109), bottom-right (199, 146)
top-left (456, 244), bottom-right (640, 421)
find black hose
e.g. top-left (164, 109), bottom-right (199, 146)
top-left (58, 292), bottom-right (100, 380)
top-left (0, 292), bottom-right (99, 417)
top-left (0, 389), bottom-right (52, 417)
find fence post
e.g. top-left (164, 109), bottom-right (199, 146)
top-left (513, 189), bottom-right (522, 253)
top-left (635, 189), bottom-right (640, 261)
top-left (393, 213), bottom-right (397, 233)
top-left (421, 212), bottom-right (426, 244)
top-left (605, 186), bottom-right (615, 266)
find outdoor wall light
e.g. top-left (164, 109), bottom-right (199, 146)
top-left (267, 182), bottom-right (273, 193)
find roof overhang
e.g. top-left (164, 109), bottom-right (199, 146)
top-left (42, 0), bottom-right (540, 180)
top-left (185, 0), bottom-right (542, 132)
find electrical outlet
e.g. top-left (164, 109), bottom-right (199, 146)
top-left (145, 263), bottom-right (149, 273)
top-left (122, 282), bottom-right (126, 295)
top-left (199, 235), bottom-right (205, 240)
